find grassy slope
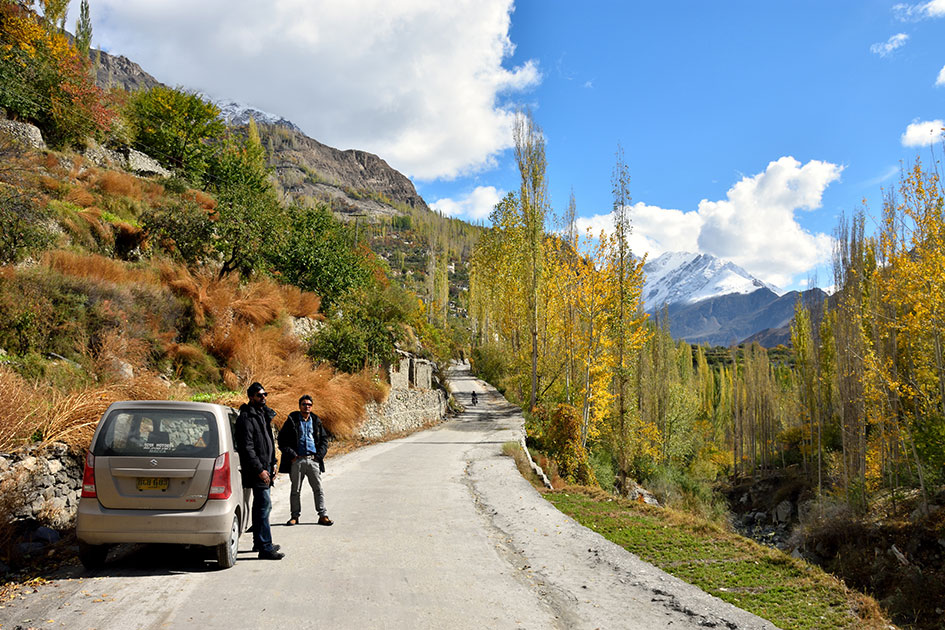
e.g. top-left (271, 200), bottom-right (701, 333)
top-left (544, 487), bottom-right (891, 630)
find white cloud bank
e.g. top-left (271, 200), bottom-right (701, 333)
top-left (870, 33), bottom-right (909, 56)
top-left (936, 64), bottom-right (945, 86)
top-left (901, 119), bottom-right (945, 146)
top-left (430, 186), bottom-right (503, 220)
top-left (894, 0), bottom-right (945, 20)
top-left (573, 157), bottom-right (842, 288)
top-left (85, 0), bottom-right (538, 181)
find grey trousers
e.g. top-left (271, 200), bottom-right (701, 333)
top-left (290, 457), bottom-right (327, 519)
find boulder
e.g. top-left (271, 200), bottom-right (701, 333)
top-left (0, 119), bottom-right (46, 150)
top-left (773, 499), bottom-right (793, 524)
top-left (122, 147), bottom-right (171, 177)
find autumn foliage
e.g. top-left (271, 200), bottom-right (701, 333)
top-left (0, 2), bottom-right (118, 147)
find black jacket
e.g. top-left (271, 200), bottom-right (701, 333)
top-left (277, 410), bottom-right (329, 474)
top-left (235, 402), bottom-right (277, 488)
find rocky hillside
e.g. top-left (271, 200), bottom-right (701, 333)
top-left (254, 124), bottom-right (429, 222)
top-left (92, 48), bottom-right (427, 223)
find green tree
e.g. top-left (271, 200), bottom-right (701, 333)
top-left (0, 139), bottom-right (54, 263)
top-left (141, 197), bottom-right (214, 266)
top-left (74, 0), bottom-right (91, 57)
top-left (205, 124), bottom-right (285, 277)
top-left (513, 109), bottom-right (549, 411)
top-left (268, 204), bottom-right (370, 311)
top-left (127, 85), bottom-right (224, 182)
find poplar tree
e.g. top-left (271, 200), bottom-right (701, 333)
top-left (513, 110), bottom-right (549, 411)
top-left (74, 0), bottom-right (92, 57)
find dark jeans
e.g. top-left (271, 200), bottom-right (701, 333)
top-left (250, 486), bottom-right (274, 551)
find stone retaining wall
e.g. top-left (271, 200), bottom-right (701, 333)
top-left (357, 387), bottom-right (447, 440)
top-left (0, 443), bottom-right (83, 531)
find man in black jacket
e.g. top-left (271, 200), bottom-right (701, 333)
top-left (235, 382), bottom-right (284, 560)
top-left (277, 393), bottom-right (333, 526)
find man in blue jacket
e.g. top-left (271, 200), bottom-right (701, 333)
top-left (235, 382), bottom-right (284, 559)
top-left (278, 393), bottom-right (333, 527)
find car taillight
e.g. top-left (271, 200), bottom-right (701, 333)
top-left (81, 451), bottom-right (96, 498)
top-left (208, 452), bottom-right (231, 500)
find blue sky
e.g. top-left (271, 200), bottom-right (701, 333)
top-left (75, 1), bottom-right (944, 290)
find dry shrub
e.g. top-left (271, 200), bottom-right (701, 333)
top-left (38, 175), bottom-right (62, 195)
top-left (201, 322), bottom-right (249, 367)
top-left (44, 250), bottom-right (160, 286)
top-left (39, 374), bottom-right (174, 451)
top-left (162, 266), bottom-right (287, 329)
top-left (280, 285), bottom-right (323, 319)
top-left (160, 263), bottom-right (210, 324)
top-left (76, 165), bottom-right (100, 183)
top-left (92, 330), bottom-right (151, 378)
top-left (0, 367), bottom-right (42, 451)
top-left (183, 189), bottom-right (216, 211)
top-left (94, 170), bottom-right (142, 199)
top-left (65, 185), bottom-right (96, 208)
top-left (114, 222), bottom-right (147, 256)
top-left (78, 208), bottom-right (113, 243)
top-left (43, 153), bottom-right (59, 171)
top-left (141, 180), bottom-right (164, 204)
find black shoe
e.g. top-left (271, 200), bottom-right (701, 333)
top-left (252, 543), bottom-right (280, 552)
top-left (258, 548), bottom-right (285, 560)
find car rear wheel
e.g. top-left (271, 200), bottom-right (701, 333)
top-left (216, 513), bottom-right (239, 569)
top-left (78, 542), bottom-right (108, 570)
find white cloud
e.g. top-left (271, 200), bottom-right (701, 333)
top-left (430, 186), bottom-right (503, 220)
top-left (901, 119), bottom-right (945, 146)
top-left (574, 157), bottom-right (842, 288)
top-left (870, 33), bottom-right (909, 56)
top-left (936, 64), bottom-right (945, 86)
top-left (83, 0), bottom-right (539, 181)
top-left (894, 0), bottom-right (945, 20)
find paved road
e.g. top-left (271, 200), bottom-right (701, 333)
top-left (0, 366), bottom-right (778, 629)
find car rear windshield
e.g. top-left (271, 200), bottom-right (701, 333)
top-left (93, 409), bottom-right (219, 457)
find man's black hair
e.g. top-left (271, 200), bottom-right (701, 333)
top-left (247, 382), bottom-right (266, 396)
top-left (299, 394), bottom-right (313, 405)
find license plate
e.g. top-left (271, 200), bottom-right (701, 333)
top-left (136, 477), bottom-right (169, 491)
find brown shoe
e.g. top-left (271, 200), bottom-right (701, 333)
top-left (286, 518), bottom-right (298, 526)
top-left (317, 516), bottom-right (333, 526)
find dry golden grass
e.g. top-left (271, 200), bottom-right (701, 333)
top-left (65, 185), bottom-right (96, 208)
top-left (38, 175), bottom-right (62, 195)
top-left (44, 250), bottom-right (160, 286)
top-left (0, 366), bottom-right (173, 452)
top-left (94, 170), bottom-right (142, 199)
top-left (78, 209), bottom-right (113, 243)
top-left (92, 330), bottom-right (152, 377)
top-left (280, 285), bottom-right (323, 319)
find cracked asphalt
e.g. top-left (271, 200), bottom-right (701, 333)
top-left (0, 365), bottom-right (779, 629)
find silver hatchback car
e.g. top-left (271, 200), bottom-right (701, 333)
top-left (76, 400), bottom-right (249, 570)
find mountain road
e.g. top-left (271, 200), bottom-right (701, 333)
top-left (0, 365), bottom-right (778, 629)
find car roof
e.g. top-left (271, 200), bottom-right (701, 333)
top-left (105, 400), bottom-right (236, 414)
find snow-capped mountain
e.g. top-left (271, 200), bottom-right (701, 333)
top-left (642, 252), bottom-right (780, 312)
top-left (216, 101), bottom-right (301, 132)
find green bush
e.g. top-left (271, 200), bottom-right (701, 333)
top-left (307, 283), bottom-right (405, 373)
top-left (142, 198), bottom-right (214, 265)
top-left (267, 204), bottom-right (370, 310)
